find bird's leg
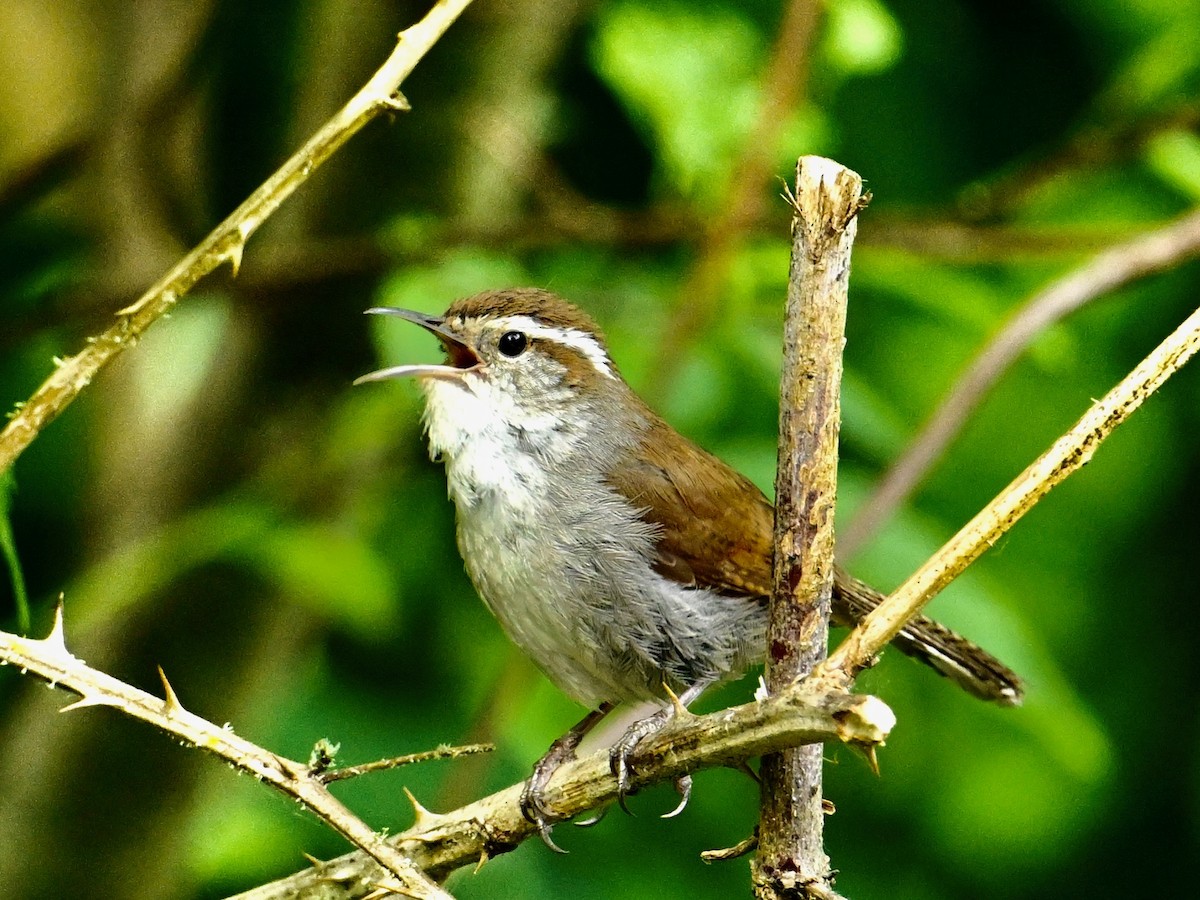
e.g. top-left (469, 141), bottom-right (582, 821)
top-left (521, 701), bottom-right (615, 852)
top-left (609, 681), bottom-right (709, 816)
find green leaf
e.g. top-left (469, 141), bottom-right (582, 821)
top-left (1144, 129), bottom-right (1200, 201)
top-left (592, 2), bottom-right (765, 203)
top-left (824, 0), bottom-right (904, 76)
top-left (65, 502), bottom-right (397, 639)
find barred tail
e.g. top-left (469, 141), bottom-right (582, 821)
top-left (832, 569), bottom-right (1023, 706)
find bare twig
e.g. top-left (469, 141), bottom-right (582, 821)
top-left (862, 217), bottom-right (1143, 261)
top-left (754, 157), bottom-right (862, 900)
top-left (317, 743), bottom-right (494, 785)
top-left (702, 831), bottom-right (760, 863)
top-left (0, 606), bottom-right (452, 900)
top-left (843, 205), bottom-right (1200, 556)
top-left (820, 301), bottom-right (1200, 687)
top-left (0, 0), bottom-right (476, 476)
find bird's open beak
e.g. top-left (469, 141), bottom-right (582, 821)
top-left (354, 307), bottom-right (483, 385)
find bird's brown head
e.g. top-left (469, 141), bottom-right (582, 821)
top-left (355, 288), bottom-right (636, 456)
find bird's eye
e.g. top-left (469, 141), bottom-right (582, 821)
top-left (497, 331), bottom-right (528, 357)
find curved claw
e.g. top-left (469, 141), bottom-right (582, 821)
top-left (661, 774), bottom-right (692, 819)
top-left (520, 786), bottom-right (569, 854)
top-left (535, 820), bottom-right (569, 854)
top-left (610, 748), bottom-right (637, 816)
top-left (574, 804), bottom-right (611, 828)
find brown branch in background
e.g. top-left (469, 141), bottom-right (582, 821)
top-left (650, 0), bottom-right (822, 392)
top-left (861, 217), bottom-right (1144, 261)
top-left (754, 157), bottom-right (862, 900)
top-left (842, 205), bottom-right (1200, 557)
top-left (0, 607), bottom-right (453, 900)
top-left (0, 0), bottom-right (477, 477)
top-left (958, 97), bottom-right (1200, 221)
top-left (820, 300), bottom-right (1200, 689)
top-left (1, 215), bottom-right (1166, 360)
top-left (0, 135), bottom-right (94, 216)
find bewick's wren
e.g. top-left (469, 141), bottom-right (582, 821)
top-left (357, 288), bottom-right (1021, 848)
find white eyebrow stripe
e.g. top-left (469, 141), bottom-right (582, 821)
top-left (494, 314), bottom-right (615, 380)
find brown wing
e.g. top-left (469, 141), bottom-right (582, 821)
top-left (606, 418), bottom-right (775, 599)
top-left (606, 419), bottom-right (1024, 705)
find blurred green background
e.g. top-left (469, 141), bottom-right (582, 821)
top-left (2, 0), bottom-right (1199, 897)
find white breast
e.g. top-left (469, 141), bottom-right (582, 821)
top-left (419, 375), bottom-right (765, 706)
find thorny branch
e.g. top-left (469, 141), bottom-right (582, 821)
top-left (0, 608), bottom-right (893, 900)
top-left (0, 606), bottom-right (454, 900)
top-left (0, 0), bottom-right (477, 477)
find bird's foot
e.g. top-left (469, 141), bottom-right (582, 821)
top-left (520, 703), bottom-right (616, 852)
top-left (520, 738), bottom-right (577, 853)
top-left (608, 707), bottom-right (694, 818)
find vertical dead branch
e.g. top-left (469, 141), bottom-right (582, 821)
top-left (754, 157), bottom-right (863, 899)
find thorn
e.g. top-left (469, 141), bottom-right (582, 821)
top-left (734, 760), bottom-right (760, 784)
top-left (822, 798), bottom-right (836, 815)
top-left (378, 91), bottom-right (411, 113)
top-left (43, 598), bottom-right (69, 656)
top-left (305, 855), bottom-right (360, 885)
top-left (473, 848), bottom-right (489, 874)
top-left (158, 666), bottom-right (184, 716)
top-left (59, 694), bottom-right (116, 713)
top-left (403, 786), bottom-right (442, 829)
top-left (363, 883), bottom-right (401, 900)
top-left (859, 743), bottom-right (881, 776)
top-left (117, 289), bottom-right (173, 318)
top-left (661, 682), bottom-right (692, 720)
top-left (226, 241), bottom-right (244, 278)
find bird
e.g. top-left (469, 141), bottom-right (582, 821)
top-left (355, 287), bottom-right (1022, 849)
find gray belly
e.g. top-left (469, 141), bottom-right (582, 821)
top-left (454, 484), bottom-right (766, 707)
